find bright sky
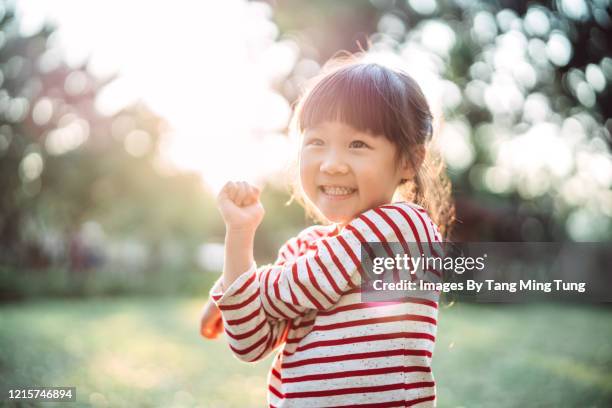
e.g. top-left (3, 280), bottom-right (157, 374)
top-left (16, 0), bottom-right (298, 193)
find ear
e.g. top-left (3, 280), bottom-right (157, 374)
top-left (400, 144), bottom-right (425, 180)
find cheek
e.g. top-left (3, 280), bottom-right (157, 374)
top-left (299, 153), bottom-right (316, 191)
top-left (356, 159), bottom-right (397, 195)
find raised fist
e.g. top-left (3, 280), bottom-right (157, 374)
top-left (216, 181), bottom-right (265, 232)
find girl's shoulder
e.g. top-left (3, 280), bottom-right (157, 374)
top-left (381, 201), bottom-right (431, 218)
top-left (297, 203), bottom-right (431, 235)
top-left (380, 201), bottom-right (443, 242)
top-left (356, 201), bottom-right (430, 223)
top-left (383, 200), bottom-right (426, 213)
top-left (356, 201), bottom-right (443, 243)
top-left (288, 202), bottom-right (438, 247)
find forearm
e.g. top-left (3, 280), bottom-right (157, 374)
top-left (222, 229), bottom-right (256, 290)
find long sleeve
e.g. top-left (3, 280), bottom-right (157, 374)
top-left (206, 233), bottom-right (315, 363)
top-left (255, 202), bottom-right (443, 321)
top-left (209, 265), bottom-right (291, 363)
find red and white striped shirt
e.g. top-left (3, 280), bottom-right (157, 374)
top-left (209, 201), bottom-right (443, 407)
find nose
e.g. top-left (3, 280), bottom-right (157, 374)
top-left (320, 151), bottom-right (349, 175)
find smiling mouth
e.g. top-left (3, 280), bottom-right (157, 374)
top-left (319, 185), bottom-right (357, 196)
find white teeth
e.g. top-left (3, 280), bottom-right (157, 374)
top-left (321, 186), bottom-right (356, 195)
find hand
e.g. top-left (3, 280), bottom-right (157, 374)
top-left (216, 181), bottom-right (265, 232)
top-left (200, 299), bottom-right (224, 339)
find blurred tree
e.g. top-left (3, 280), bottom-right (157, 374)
top-left (0, 6), bottom-right (220, 272)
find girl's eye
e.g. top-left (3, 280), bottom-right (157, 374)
top-left (349, 140), bottom-right (370, 149)
top-left (307, 138), bottom-right (324, 146)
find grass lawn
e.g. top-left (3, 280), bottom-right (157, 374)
top-left (1, 298), bottom-right (611, 407)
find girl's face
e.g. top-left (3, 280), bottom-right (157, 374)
top-left (299, 121), bottom-right (415, 226)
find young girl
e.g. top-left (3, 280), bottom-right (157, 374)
top-left (200, 56), bottom-right (454, 407)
